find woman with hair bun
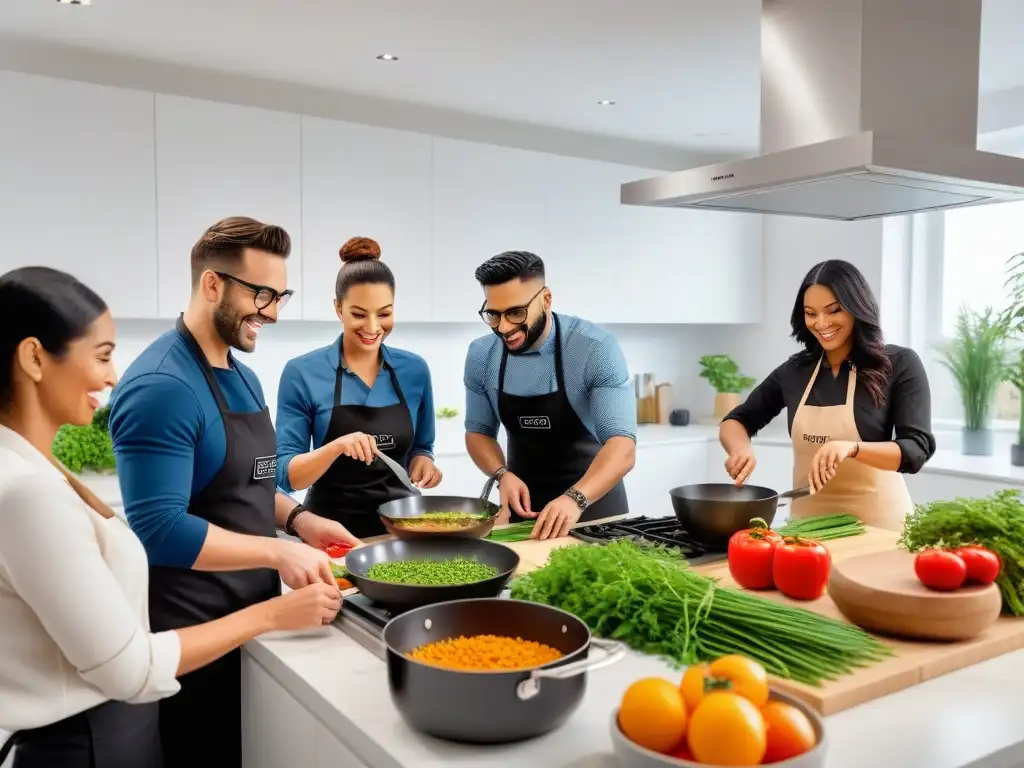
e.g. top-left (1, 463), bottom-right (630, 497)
top-left (718, 259), bottom-right (936, 531)
top-left (276, 237), bottom-right (441, 538)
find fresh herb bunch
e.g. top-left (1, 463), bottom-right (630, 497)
top-left (936, 306), bottom-right (1008, 431)
top-left (900, 490), bottom-right (1024, 615)
top-left (51, 423), bottom-right (116, 474)
top-left (698, 354), bottom-right (756, 394)
top-left (487, 521), bottom-right (537, 543)
top-left (510, 540), bottom-right (891, 686)
top-left (775, 513), bottom-right (866, 541)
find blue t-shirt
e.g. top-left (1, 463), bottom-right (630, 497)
top-left (108, 327), bottom-right (266, 569)
top-left (275, 338), bottom-right (435, 493)
top-left (463, 313), bottom-right (637, 444)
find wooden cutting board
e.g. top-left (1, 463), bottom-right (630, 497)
top-left (693, 529), bottom-right (1024, 715)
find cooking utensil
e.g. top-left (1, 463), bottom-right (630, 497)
top-left (344, 537), bottom-right (519, 610)
top-left (372, 446), bottom-right (422, 497)
top-left (609, 687), bottom-right (827, 767)
top-left (828, 549), bottom-right (1002, 641)
top-left (668, 483), bottom-right (811, 548)
top-left (383, 597), bottom-right (626, 744)
top-left (378, 474), bottom-right (501, 539)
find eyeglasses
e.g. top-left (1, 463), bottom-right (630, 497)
top-left (478, 286), bottom-right (546, 328)
top-left (215, 272), bottom-right (294, 311)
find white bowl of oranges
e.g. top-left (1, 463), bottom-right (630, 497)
top-left (610, 655), bottom-right (826, 767)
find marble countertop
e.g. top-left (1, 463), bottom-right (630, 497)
top-left (245, 623), bottom-right (1024, 768)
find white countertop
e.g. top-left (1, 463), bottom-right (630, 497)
top-left (245, 623), bottom-right (1024, 768)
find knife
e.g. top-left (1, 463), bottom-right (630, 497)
top-left (372, 445), bottom-right (423, 496)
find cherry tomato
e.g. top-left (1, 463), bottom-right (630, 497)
top-left (914, 548), bottom-right (967, 591)
top-left (325, 542), bottom-right (352, 559)
top-left (680, 656), bottom-right (769, 710)
top-left (772, 537), bottom-right (831, 601)
top-left (727, 517), bottom-right (782, 590)
top-left (761, 700), bottom-right (817, 762)
top-left (954, 545), bottom-right (1001, 585)
top-left (667, 742), bottom-right (695, 761)
top-left (335, 577), bottom-right (353, 590)
top-left (687, 691), bottom-right (767, 765)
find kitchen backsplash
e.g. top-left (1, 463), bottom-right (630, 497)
top-left (107, 318), bottom-right (739, 426)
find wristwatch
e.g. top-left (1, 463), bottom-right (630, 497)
top-left (563, 487), bottom-right (589, 516)
top-left (492, 466), bottom-right (509, 486)
top-left (285, 503), bottom-right (309, 537)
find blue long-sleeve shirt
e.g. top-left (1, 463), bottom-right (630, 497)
top-left (108, 328), bottom-right (266, 569)
top-left (463, 313), bottom-right (637, 443)
top-left (275, 338), bottom-right (435, 493)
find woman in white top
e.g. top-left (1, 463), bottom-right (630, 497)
top-left (0, 267), bottom-right (342, 768)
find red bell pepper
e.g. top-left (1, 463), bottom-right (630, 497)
top-left (772, 536), bottom-right (831, 600)
top-left (727, 517), bottom-right (783, 590)
top-left (324, 542), bottom-right (353, 559)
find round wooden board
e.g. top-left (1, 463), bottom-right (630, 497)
top-left (827, 549), bottom-right (1002, 642)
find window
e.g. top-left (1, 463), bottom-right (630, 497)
top-left (940, 199), bottom-right (1024, 338)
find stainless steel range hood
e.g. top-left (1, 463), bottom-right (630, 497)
top-left (621, 0), bottom-right (1024, 220)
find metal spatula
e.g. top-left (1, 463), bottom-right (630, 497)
top-left (372, 445), bottom-right (422, 496)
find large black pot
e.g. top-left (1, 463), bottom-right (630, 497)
top-left (382, 598), bottom-right (625, 744)
top-left (345, 538), bottom-right (519, 611)
top-left (669, 483), bottom-right (810, 548)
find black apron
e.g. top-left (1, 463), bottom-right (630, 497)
top-left (304, 341), bottom-right (416, 539)
top-left (147, 316), bottom-right (281, 768)
top-left (497, 313), bottom-right (629, 524)
top-left (0, 700), bottom-right (160, 768)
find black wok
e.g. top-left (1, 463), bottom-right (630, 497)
top-left (383, 598), bottom-right (626, 744)
top-left (669, 483), bottom-right (811, 548)
top-left (344, 538), bottom-right (519, 610)
top-left (377, 474), bottom-right (501, 539)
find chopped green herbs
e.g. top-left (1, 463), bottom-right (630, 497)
top-left (366, 556), bottom-right (498, 585)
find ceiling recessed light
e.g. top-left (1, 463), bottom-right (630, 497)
top-left (57, 0), bottom-right (91, 4)
top-left (597, 100), bottom-right (616, 106)
top-left (376, 53), bottom-right (399, 61)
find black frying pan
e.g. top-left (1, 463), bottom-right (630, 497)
top-left (377, 475), bottom-right (501, 539)
top-left (669, 483), bottom-right (811, 548)
top-left (344, 538), bottom-right (520, 610)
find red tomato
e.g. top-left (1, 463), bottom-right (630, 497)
top-left (954, 546), bottom-right (1001, 585)
top-left (727, 517), bottom-right (782, 590)
top-left (772, 537), bottom-right (831, 601)
top-left (325, 542), bottom-right (352, 559)
top-left (914, 548), bottom-right (967, 591)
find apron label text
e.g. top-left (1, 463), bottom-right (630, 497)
top-left (801, 433), bottom-right (830, 445)
top-left (518, 415), bottom-right (552, 430)
top-left (253, 455), bottom-right (277, 480)
top-left (373, 434), bottom-right (396, 450)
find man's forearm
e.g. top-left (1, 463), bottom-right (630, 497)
top-left (573, 436), bottom-right (636, 503)
top-left (465, 432), bottom-right (507, 477)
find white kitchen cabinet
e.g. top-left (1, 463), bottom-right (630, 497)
top-left (625, 442), bottom-right (709, 519)
top-left (155, 95), bottom-right (303, 318)
top-left (301, 118), bottom-right (433, 322)
top-left (431, 138), bottom-right (548, 322)
top-left (0, 72), bottom-right (159, 318)
top-left (241, 654), bottom-right (317, 768)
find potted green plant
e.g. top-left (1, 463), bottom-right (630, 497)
top-left (1004, 351), bottom-right (1024, 466)
top-left (698, 354), bottom-right (756, 421)
top-left (52, 404), bottom-right (116, 474)
top-left (1001, 250), bottom-right (1024, 465)
top-left (936, 306), bottom-right (1007, 456)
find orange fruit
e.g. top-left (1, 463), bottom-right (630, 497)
top-left (618, 677), bottom-right (688, 754)
top-left (679, 663), bottom-right (710, 712)
top-left (762, 701), bottom-right (817, 762)
top-left (687, 691), bottom-right (766, 766)
top-left (708, 654), bottom-right (770, 708)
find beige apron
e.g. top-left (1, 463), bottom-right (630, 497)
top-left (789, 359), bottom-right (913, 531)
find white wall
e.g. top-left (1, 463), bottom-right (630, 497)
top-left (109, 318), bottom-right (737, 429)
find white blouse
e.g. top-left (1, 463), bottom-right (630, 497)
top-left (0, 425), bottom-right (181, 732)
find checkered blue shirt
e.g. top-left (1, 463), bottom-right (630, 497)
top-left (463, 313), bottom-right (637, 444)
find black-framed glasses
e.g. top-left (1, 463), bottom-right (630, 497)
top-left (478, 286), bottom-right (546, 328)
top-left (215, 272), bottom-right (294, 311)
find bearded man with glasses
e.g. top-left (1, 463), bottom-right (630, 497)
top-left (463, 250), bottom-right (637, 540)
top-left (107, 216), bottom-right (356, 768)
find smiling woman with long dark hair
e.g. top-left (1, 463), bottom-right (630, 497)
top-left (717, 259), bottom-right (936, 531)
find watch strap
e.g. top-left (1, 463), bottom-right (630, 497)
top-left (285, 503), bottom-right (308, 537)
top-left (563, 487), bottom-right (588, 514)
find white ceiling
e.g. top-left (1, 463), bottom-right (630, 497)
top-left (2, 0), bottom-right (1022, 152)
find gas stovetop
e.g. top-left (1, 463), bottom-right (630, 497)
top-left (570, 515), bottom-right (727, 565)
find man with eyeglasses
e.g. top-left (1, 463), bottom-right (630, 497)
top-left (108, 216), bottom-right (357, 768)
top-left (463, 250), bottom-right (637, 540)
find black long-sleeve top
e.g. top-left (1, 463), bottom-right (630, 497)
top-left (724, 345), bottom-right (936, 474)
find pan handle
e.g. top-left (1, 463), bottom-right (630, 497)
top-left (516, 638), bottom-right (626, 701)
top-left (777, 486), bottom-right (812, 505)
top-left (479, 473), bottom-right (499, 501)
